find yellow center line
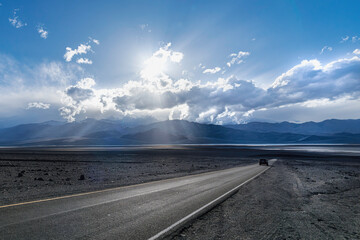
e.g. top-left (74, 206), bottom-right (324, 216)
top-left (0, 164), bottom-right (256, 209)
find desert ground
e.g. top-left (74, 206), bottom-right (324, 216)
top-left (171, 147), bottom-right (360, 240)
top-left (0, 145), bottom-right (258, 204)
top-left (0, 145), bottom-right (359, 239)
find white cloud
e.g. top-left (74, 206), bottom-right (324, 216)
top-left (0, 54), bottom-right (83, 88)
top-left (170, 51), bottom-right (184, 63)
top-left (8, 9), bottom-right (27, 29)
top-left (340, 36), bottom-right (349, 43)
top-left (341, 35), bottom-right (360, 43)
top-left (66, 84), bottom-right (94, 102)
top-left (251, 98), bottom-right (360, 123)
top-left (203, 67), bottom-right (221, 74)
top-left (108, 76), bottom-right (267, 124)
top-left (27, 102), bottom-right (50, 109)
top-left (227, 51), bottom-right (250, 67)
top-left (64, 44), bottom-right (91, 62)
top-left (139, 24), bottom-right (152, 32)
top-left (352, 36), bottom-right (360, 43)
top-left (140, 42), bottom-right (183, 83)
top-left (37, 26), bottom-right (48, 39)
top-left (52, 44), bottom-right (360, 123)
top-left (2, 43), bottom-right (360, 124)
top-left (64, 38), bottom-right (99, 64)
top-left (0, 53), bottom-right (85, 122)
top-left (60, 78), bottom-right (97, 122)
top-left (110, 56), bottom-right (360, 124)
top-left (353, 49), bottom-right (360, 55)
top-left (269, 57), bottom-right (360, 108)
top-left (76, 58), bottom-right (93, 64)
top-left (76, 78), bottom-right (96, 89)
top-left (195, 63), bottom-right (206, 70)
top-left (320, 46), bottom-right (333, 54)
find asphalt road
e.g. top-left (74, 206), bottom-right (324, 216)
top-left (0, 162), bottom-right (272, 240)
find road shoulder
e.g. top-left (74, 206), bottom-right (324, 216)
top-left (171, 159), bottom-right (360, 239)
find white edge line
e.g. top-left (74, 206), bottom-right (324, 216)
top-left (148, 160), bottom-right (275, 240)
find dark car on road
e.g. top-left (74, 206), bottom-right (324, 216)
top-left (259, 159), bottom-right (268, 166)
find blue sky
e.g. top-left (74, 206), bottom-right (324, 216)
top-left (0, 0), bottom-right (360, 126)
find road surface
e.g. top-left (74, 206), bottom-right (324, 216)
top-left (0, 161), bottom-right (273, 240)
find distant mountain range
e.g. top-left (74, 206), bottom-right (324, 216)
top-left (226, 119), bottom-right (360, 135)
top-left (0, 119), bottom-right (360, 146)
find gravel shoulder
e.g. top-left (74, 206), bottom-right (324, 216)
top-left (171, 158), bottom-right (360, 240)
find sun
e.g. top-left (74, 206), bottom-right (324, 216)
top-left (141, 57), bottom-right (167, 81)
top-left (140, 43), bottom-right (180, 81)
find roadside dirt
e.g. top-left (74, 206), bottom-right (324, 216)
top-left (171, 159), bottom-right (360, 240)
top-left (0, 147), bottom-right (256, 205)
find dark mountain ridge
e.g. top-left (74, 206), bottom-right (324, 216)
top-left (225, 119), bottom-right (360, 135)
top-left (0, 119), bottom-right (360, 145)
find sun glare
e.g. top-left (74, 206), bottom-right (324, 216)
top-left (141, 57), bottom-right (167, 80)
top-left (140, 43), bottom-right (184, 82)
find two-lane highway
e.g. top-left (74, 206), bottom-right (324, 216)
top-left (0, 161), bottom-right (274, 240)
